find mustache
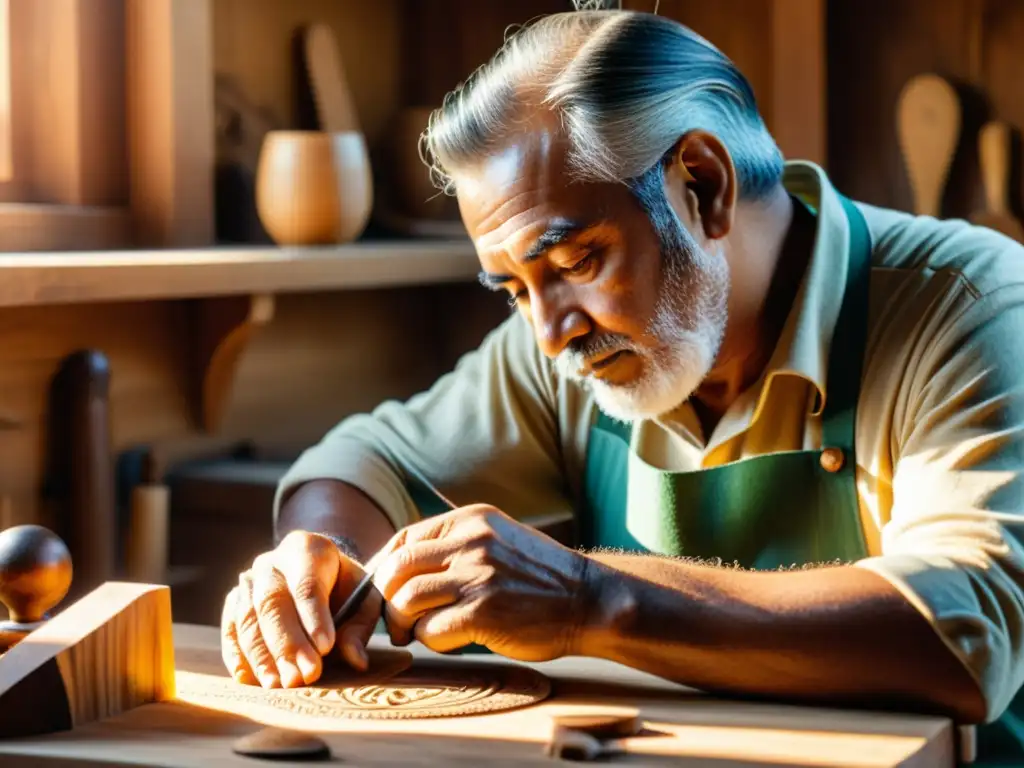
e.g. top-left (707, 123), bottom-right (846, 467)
top-left (562, 333), bottom-right (633, 363)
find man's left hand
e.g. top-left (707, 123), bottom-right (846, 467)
top-left (370, 505), bottom-right (592, 661)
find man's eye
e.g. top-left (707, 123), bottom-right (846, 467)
top-left (566, 249), bottom-right (603, 276)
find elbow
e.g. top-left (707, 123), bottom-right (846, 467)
top-left (925, 619), bottom-right (1016, 726)
top-left (938, 677), bottom-right (989, 725)
top-left (855, 551), bottom-right (1024, 726)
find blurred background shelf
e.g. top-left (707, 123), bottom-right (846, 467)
top-left (0, 239), bottom-right (480, 308)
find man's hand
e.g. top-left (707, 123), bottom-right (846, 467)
top-left (221, 530), bottom-right (381, 688)
top-left (371, 505), bottom-right (592, 661)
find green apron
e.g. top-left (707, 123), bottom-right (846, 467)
top-left (406, 194), bottom-right (1021, 763)
top-left (574, 194), bottom-right (1022, 766)
top-left (577, 193), bottom-right (870, 568)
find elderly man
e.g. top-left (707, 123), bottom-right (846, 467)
top-left (222, 9), bottom-right (1024, 761)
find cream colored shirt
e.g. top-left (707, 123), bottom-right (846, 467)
top-left (275, 161), bottom-right (1024, 722)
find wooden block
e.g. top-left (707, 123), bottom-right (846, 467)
top-left (126, 0), bottom-right (214, 247)
top-left (0, 581), bottom-right (175, 738)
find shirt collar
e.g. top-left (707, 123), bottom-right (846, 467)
top-left (749, 160), bottom-right (855, 423)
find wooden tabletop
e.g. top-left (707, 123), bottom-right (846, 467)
top-left (0, 623), bottom-right (956, 766)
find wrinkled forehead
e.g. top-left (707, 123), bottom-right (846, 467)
top-left (452, 123), bottom-right (636, 258)
top-left (453, 123), bottom-right (571, 228)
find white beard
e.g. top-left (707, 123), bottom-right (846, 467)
top-left (555, 231), bottom-right (729, 423)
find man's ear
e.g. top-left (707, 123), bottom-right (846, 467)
top-left (664, 131), bottom-right (736, 240)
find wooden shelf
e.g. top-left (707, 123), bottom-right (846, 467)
top-left (0, 239), bottom-right (480, 307)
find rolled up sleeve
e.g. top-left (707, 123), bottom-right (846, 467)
top-left (274, 314), bottom-right (578, 534)
top-left (855, 284), bottom-right (1024, 722)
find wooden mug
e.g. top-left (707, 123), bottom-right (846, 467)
top-left (256, 130), bottom-right (373, 245)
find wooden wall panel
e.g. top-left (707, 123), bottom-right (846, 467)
top-left (400, 0), bottom-right (774, 114)
top-left (213, 0), bottom-right (402, 149)
top-left (399, 0), bottom-right (564, 109)
top-left (398, 0), bottom-right (824, 164)
top-left (769, 0), bottom-right (826, 166)
top-left (126, 0), bottom-right (214, 247)
top-left (0, 0), bottom-right (127, 206)
top-left (0, 286), bottom-right (504, 529)
top-left (217, 289), bottom-right (459, 452)
top-left (0, 0), bottom-right (9, 184)
top-left (0, 0), bottom-right (33, 202)
top-left (27, 0), bottom-right (128, 206)
top-left (828, 0), bottom-right (1024, 218)
top-left (643, 0), bottom-right (774, 126)
top-left (982, 1), bottom-right (1024, 142)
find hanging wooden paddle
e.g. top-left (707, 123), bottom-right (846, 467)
top-left (971, 120), bottom-right (1024, 243)
top-left (896, 74), bottom-right (961, 218)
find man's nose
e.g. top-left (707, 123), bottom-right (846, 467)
top-left (530, 292), bottom-right (590, 359)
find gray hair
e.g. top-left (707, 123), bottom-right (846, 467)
top-left (422, 10), bottom-right (784, 202)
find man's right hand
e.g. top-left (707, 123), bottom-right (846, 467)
top-left (220, 530), bottom-right (382, 688)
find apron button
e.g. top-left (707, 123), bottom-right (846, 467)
top-left (820, 447), bottom-right (845, 473)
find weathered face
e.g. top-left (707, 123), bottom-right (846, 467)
top-left (454, 123), bottom-right (730, 421)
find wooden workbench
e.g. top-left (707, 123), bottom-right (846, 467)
top-left (0, 623), bottom-right (956, 766)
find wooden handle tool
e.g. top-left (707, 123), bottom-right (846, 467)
top-left (126, 452), bottom-right (169, 585)
top-left (47, 350), bottom-right (117, 599)
top-left (302, 23), bottom-right (360, 133)
top-left (544, 711), bottom-right (642, 761)
top-left (971, 120), bottom-right (1024, 242)
top-left (896, 74), bottom-right (961, 217)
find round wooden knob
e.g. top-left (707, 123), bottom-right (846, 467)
top-left (0, 524), bottom-right (73, 625)
top-left (820, 447), bottom-right (845, 473)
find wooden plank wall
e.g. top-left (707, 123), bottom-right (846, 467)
top-left (0, 0), bottom-right (9, 183)
top-left (0, 285), bottom-right (506, 532)
top-left (0, 0), bottom-right (509, 533)
top-left (213, 0), bottom-right (402, 151)
top-left (398, 0), bottom-right (823, 165)
top-left (828, 0), bottom-right (1024, 217)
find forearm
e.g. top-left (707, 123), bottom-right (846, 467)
top-left (275, 479), bottom-right (396, 564)
top-left (581, 554), bottom-right (986, 723)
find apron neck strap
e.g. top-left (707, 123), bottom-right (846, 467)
top-left (593, 193), bottom-right (873, 450)
top-left (820, 195), bottom-right (872, 449)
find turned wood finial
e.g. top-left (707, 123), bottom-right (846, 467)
top-left (0, 524), bottom-right (73, 626)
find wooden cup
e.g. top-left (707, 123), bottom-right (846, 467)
top-left (256, 130), bottom-right (373, 245)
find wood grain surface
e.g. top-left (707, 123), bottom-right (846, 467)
top-left (0, 583), bottom-right (175, 739)
top-left (0, 624), bottom-right (956, 766)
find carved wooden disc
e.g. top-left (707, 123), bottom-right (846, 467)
top-left (181, 648), bottom-right (552, 721)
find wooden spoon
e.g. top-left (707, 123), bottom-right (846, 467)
top-left (896, 74), bottom-right (961, 217)
top-left (302, 23), bottom-right (360, 133)
top-left (971, 121), bottom-right (1024, 242)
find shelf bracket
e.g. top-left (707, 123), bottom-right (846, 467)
top-left (192, 293), bottom-right (275, 433)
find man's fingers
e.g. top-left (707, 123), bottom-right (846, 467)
top-left (373, 508), bottom-right (462, 563)
top-left (276, 535), bottom-right (339, 656)
top-left (250, 557), bottom-right (322, 687)
top-left (414, 604), bottom-right (475, 654)
top-left (337, 589), bottom-right (381, 672)
top-left (384, 572), bottom-right (462, 646)
top-left (234, 572), bottom-right (280, 688)
top-left (220, 586), bottom-right (257, 685)
top-left (373, 537), bottom-right (459, 602)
